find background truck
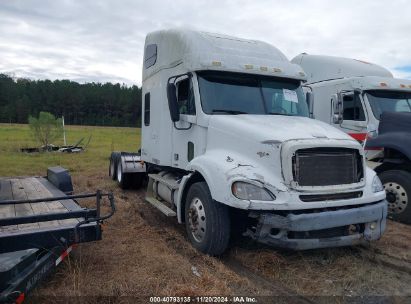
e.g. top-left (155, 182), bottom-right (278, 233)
top-left (109, 29), bottom-right (387, 256)
top-left (0, 167), bottom-right (115, 303)
top-left (291, 53), bottom-right (411, 223)
top-left (366, 112), bottom-right (411, 224)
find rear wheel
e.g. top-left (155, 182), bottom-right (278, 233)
top-left (185, 182), bottom-right (230, 256)
top-left (116, 159), bottom-right (131, 189)
top-left (109, 152), bottom-right (120, 180)
top-left (379, 170), bottom-right (411, 224)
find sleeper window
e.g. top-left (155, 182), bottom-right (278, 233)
top-left (144, 44), bottom-right (157, 69)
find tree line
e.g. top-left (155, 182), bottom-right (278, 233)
top-left (0, 74), bottom-right (142, 127)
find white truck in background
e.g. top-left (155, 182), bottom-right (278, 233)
top-left (109, 29), bottom-right (387, 255)
top-left (291, 54), bottom-right (411, 223)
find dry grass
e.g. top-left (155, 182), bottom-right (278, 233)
top-left (2, 124), bottom-right (411, 301)
top-left (31, 177), bottom-right (255, 300)
top-left (32, 171), bottom-right (411, 301)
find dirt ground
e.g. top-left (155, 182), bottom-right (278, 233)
top-left (30, 171), bottom-right (411, 303)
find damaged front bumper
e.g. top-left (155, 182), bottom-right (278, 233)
top-left (246, 200), bottom-right (388, 250)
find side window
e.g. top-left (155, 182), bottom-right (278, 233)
top-left (144, 44), bottom-right (157, 69)
top-left (144, 93), bottom-right (150, 126)
top-left (177, 78), bottom-right (196, 115)
top-left (343, 94), bottom-right (365, 121)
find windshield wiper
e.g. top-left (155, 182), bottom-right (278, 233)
top-left (212, 109), bottom-right (248, 115)
top-left (268, 112), bottom-right (294, 116)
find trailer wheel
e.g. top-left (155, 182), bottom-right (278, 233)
top-left (185, 182), bottom-right (230, 256)
top-left (116, 159), bottom-right (131, 189)
top-left (379, 170), bottom-right (411, 224)
top-left (109, 152), bottom-right (120, 180)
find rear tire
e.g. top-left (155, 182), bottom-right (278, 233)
top-left (109, 152), bottom-right (120, 180)
top-left (185, 182), bottom-right (230, 256)
top-left (379, 170), bottom-right (411, 224)
top-left (116, 159), bottom-right (131, 189)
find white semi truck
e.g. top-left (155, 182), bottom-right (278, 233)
top-left (291, 54), bottom-right (411, 147)
top-left (291, 54), bottom-right (411, 223)
top-left (109, 29), bottom-right (387, 255)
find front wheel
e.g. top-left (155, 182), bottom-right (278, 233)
top-left (379, 170), bottom-right (411, 224)
top-left (185, 182), bottom-right (230, 256)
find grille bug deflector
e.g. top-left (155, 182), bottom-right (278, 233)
top-left (292, 148), bottom-right (364, 187)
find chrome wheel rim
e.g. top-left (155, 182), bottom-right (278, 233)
top-left (188, 197), bottom-right (206, 242)
top-left (117, 162), bottom-right (122, 182)
top-left (384, 182), bottom-right (408, 214)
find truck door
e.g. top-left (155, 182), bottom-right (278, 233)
top-left (333, 92), bottom-right (368, 143)
top-left (171, 76), bottom-right (198, 168)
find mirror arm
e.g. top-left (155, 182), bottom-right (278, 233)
top-left (167, 72), bottom-right (194, 124)
top-left (173, 121), bottom-right (192, 130)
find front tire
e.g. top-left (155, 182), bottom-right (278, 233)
top-left (185, 182), bottom-right (230, 256)
top-left (379, 170), bottom-right (411, 224)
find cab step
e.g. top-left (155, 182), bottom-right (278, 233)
top-left (145, 196), bottom-right (177, 217)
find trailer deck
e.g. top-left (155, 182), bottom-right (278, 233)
top-left (0, 176), bottom-right (79, 231)
top-left (0, 167), bottom-right (115, 303)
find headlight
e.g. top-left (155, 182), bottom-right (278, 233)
top-left (372, 175), bottom-right (384, 193)
top-left (232, 182), bottom-right (275, 201)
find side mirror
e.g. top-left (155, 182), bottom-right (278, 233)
top-left (331, 93), bottom-right (343, 124)
top-left (167, 82), bottom-right (180, 122)
top-left (306, 91), bottom-right (314, 118)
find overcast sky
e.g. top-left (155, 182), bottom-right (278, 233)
top-left (1, 0), bottom-right (410, 86)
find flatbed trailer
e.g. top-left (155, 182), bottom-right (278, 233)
top-left (0, 167), bottom-right (115, 303)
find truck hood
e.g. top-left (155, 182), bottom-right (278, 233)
top-left (208, 115), bottom-right (353, 142)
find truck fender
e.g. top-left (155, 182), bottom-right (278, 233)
top-left (176, 170), bottom-right (220, 223)
top-left (366, 132), bottom-right (411, 160)
top-left (176, 173), bottom-right (192, 223)
top-left (184, 153), bottom-right (254, 209)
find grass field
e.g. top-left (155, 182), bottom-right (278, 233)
top-left (1, 123), bottom-right (411, 301)
top-left (0, 123), bottom-right (140, 176)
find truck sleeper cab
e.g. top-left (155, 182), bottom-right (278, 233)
top-left (110, 29), bottom-right (387, 255)
top-left (291, 54), bottom-right (411, 149)
top-left (291, 53), bottom-right (411, 223)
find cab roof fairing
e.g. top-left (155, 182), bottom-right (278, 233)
top-left (349, 76), bottom-right (411, 92)
top-left (143, 28), bottom-right (307, 82)
top-left (291, 53), bottom-right (393, 85)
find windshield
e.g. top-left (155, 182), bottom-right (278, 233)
top-left (197, 71), bottom-right (309, 117)
top-left (366, 90), bottom-right (411, 119)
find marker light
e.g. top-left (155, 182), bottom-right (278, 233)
top-left (212, 61), bottom-right (222, 66)
top-left (372, 175), bottom-right (384, 193)
top-left (273, 68), bottom-right (282, 73)
top-left (244, 64), bottom-right (253, 69)
top-left (260, 66), bottom-right (268, 71)
top-left (379, 82), bottom-right (388, 87)
top-left (409, 85), bottom-right (411, 89)
top-left (299, 72), bottom-right (305, 77)
top-left (400, 84), bottom-right (406, 88)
